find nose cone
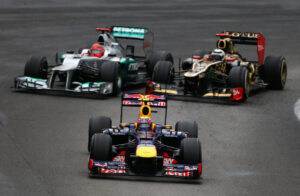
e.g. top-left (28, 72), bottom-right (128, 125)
top-left (136, 145), bottom-right (157, 158)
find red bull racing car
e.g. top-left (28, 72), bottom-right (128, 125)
top-left (146, 31), bottom-right (287, 101)
top-left (88, 93), bottom-right (202, 178)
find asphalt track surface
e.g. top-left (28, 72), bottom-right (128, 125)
top-left (0, 0), bottom-right (300, 196)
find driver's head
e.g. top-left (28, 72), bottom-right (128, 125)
top-left (89, 43), bottom-right (105, 58)
top-left (211, 49), bottom-right (225, 61)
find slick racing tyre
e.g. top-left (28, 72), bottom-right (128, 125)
top-left (175, 121), bottom-right (198, 138)
top-left (100, 61), bottom-right (121, 96)
top-left (147, 51), bottom-right (173, 76)
top-left (180, 138), bottom-right (202, 164)
top-left (90, 133), bottom-right (112, 161)
top-left (228, 66), bottom-right (250, 101)
top-left (88, 116), bottom-right (111, 152)
top-left (262, 56), bottom-right (287, 89)
top-left (152, 61), bottom-right (174, 84)
top-left (24, 55), bottom-right (48, 79)
top-left (180, 138), bottom-right (202, 178)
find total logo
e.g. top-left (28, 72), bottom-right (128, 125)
top-left (232, 89), bottom-right (240, 96)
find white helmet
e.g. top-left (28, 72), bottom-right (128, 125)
top-left (211, 49), bottom-right (225, 61)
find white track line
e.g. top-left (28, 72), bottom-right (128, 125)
top-left (294, 99), bottom-right (300, 122)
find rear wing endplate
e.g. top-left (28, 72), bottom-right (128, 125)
top-left (216, 31), bottom-right (265, 65)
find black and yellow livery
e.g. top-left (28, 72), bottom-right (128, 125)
top-left (147, 31), bottom-right (287, 102)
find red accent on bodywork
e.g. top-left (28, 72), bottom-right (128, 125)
top-left (205, 56), bottom-right (211, 61)
top-left (198, 163), bottom-right (202, 176)
top-left (96, 28), bottom-right (111, 32)
top-left (192, 56), bottom-right (202, 60)
top-left (145, 94), bottom-right (165, 100)
top-left (230, 87), bottom-right (244, 101)
top-left (144, 41), bottom-right (152, 48)
top-left (145, 81), bottom-right (154, 94)
top-left (216, 33), bottom-right (231, 37)
top-left (226, 57), bottom-right (236, 62)
top-left (89, 159), bottom-right (93, 170)
top-left (163, 152), bottom-right (178, 166)
top-left (112, 151), bottom-right (126, 163)
top-left (257, 33), bottom-right (265, 66)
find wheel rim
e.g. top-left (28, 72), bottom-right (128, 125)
top-left (117, 76), bottom-right (122, 89)
top-left (281, 60), bottom-right (287, 86)
top-left (245, 70), bottom-right (250, 98)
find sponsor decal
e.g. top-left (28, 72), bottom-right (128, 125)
top-left (147, 101), bottom-right (166, 107)
top-left (100, 169), bottom-right (126, 174)
top-left (165, 171), bottom-right (191, 177)
top-left (145, 94), bottom-right (166, 100)
top-left (128, 63), bottom-right (139, 71)
top-left (122, 100), bottom-right (143, 106)
top-left (112, 151), bottom-right (126, 163)
top-left (113, 27), bottom-right (146, 34)
top-left (123, 94), bottom-right (143, 99)
top-left (163, 152), bottom-right (178, 166)
top-left (232, 88), bottom-right (240, 96)
top-left (224, 31), bottom-right (260, 38)
top-left (257, 44), bottom-right (264, 51)
top-left (230, 87), bottom-right (243, 101)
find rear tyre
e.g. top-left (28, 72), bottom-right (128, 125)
top-left (147, 51), bottom-right (173, 76)
top-left (100, 61), bottom-right (121, 95)
top-left (175, 121), bottom-right (198, 138)
top-left (228, 66), bottom-right (249, 101)
top-left (152, 61), bottom-right (173, 84)
top-left (88, 116), bottom-right (112, 152)
top-left (24, 55), bottom-right (48, 79)
top-left (90, 134), bottom-right (112, 161)
top-left (263, 56), bottom-right (287, 89)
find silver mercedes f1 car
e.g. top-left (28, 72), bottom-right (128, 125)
top-left (14, 26), bottom-right (173, 97)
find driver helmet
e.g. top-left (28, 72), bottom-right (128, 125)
top-left (211, 49), bottom-right (225, 61)
top-left (136, 118), bottom-right (152, 131)
top-left (89, 43), bottom-right (105, 58)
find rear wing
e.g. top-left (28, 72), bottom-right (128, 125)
top-left (96, 26), bottom-right (154, 58)
top-left (111, 26), bottom-right (149, 40)
top-left (120, 93), bottom-right (167, 124)
top-left (216, 31), bottom-right (265, 65)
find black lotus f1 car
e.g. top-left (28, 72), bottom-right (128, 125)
top-left (88, 93), bottom-right (202, 178)
top-left (146, 31), bottom-right (287, 101)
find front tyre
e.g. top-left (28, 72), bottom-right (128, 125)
top-left (90, 133), bottom-right (112, 161)
top-left (228, 66), bottom-right (249, 101)
top-left (180, 138), bottom-right (202, 178)
top-left (24, 55), bottom-right (48, 79)
top-left (88, 116), bottom-right (112, 152)
top-left (263, 56), bottom-right (287, 89)
top-left (100, 61), bottom-right (121, 95)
